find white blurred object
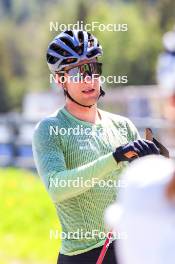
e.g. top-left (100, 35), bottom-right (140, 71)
top-left (157, 53), bottom-right (175, 92)
top-left (157, 29), bottom-right (175, 92)
top-left (17, 124), bottom-right (35, 144)
top-left (163, 30), bottom-right (175, 52)
top-left (0, 124), bottom-right (12, 142)
top-left (105, 155), bottom-right (175, 264)
top-left (22, 91), bottom-right (64, 121)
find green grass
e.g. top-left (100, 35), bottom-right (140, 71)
top-left (0, 168), bottom-right (62, 264)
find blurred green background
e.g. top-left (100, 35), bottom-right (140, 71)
top-left (0, 0), bottom-right (175, 112)
top-left (0, 168), bottom-right (61, 264)
top-left (0, 0), bottom-right (175, 263)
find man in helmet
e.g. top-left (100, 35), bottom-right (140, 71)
top-left (32, 30), bottom-right (159, 264)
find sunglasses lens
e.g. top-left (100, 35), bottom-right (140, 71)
top-left (91, 63), bottom-right (102, 75)
top-left (68, 67), bottom-right (79, 76)
top-left (68, 67), bottom-right (81, 81)
top-left (67, 62), bottom-right (102, 81)
top-left (80, 64), bottom-right (91, 78)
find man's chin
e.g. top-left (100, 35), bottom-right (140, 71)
top-left (81, 95), bottom-right (99, 104)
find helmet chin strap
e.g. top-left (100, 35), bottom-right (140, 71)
top-left (64, 87), bottom-right (105, 108)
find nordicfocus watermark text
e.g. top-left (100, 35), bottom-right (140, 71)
top-left (49, 21), bottom-right (128, 32)
top-left (49, 177), bottom-right (126, 189)
top-left (49, 124), bottom-right (128, 137)
top-left (50, 74), bottom-right (128, 84)
top-left (50, 229), bottom-right (127, 240)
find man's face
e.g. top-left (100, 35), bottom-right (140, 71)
top-left (57, 59), bottom-right (101, 107)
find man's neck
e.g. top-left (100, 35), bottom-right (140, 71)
top-left (65, 103), bottom-right (101, 124)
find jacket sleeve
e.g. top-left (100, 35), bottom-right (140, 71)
top-left (32, 119), bottom-right (118, 203)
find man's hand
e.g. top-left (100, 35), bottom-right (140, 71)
top-left (113, 139), bottom-right (160, 163)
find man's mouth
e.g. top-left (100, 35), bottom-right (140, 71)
top-left (82, 88), bottom-right (95, 94)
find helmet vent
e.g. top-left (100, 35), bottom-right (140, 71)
top-left (75, 45), bottom-right (83, 55)
top-left (64, 30), bottom-right (74, 37)
top-left (50, 43), bottom-right (71, 57)
top-left (61, 58), bottom-right (78, 66)
top-left (87, 33), bottom-right (95, 47)
top-left (46, 54), bottom-right (59, 64)
top-left (87, 49), bottom-right (99, 58)
top-left (87, 32), bottom-right (91, 40)
top-left (78, 31), bottom-right (84, 44)
top-left (60, 37), bottom-right (76, 52)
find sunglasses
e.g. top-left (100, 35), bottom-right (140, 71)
top-left (59, 62), bottom-right (102, 82)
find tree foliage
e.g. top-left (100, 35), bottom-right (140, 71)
top-left (0, 0), bottom-right (174, 111)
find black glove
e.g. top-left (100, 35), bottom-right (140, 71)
top-left (113, 139), bottom-right (160, 163)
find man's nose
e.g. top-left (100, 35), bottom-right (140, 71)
top-left (83, 75), bottom-right (93, 84)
